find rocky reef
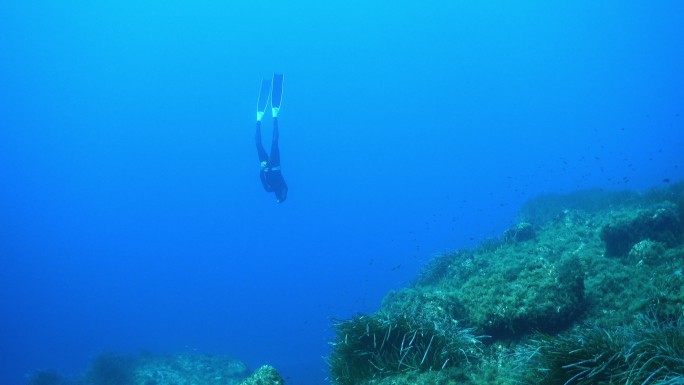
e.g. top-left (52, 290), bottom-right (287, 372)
top-left (27, 353), bottom-right (252, 385)
top-left (237, 365), bottom-right (284, 385)
top-left (329, 182), bottom-right (684, 385)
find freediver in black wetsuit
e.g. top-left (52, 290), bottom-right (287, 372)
top-left (255, 73), bottom-right (288, 203)
top-left (256, 117), bottom-right (287, 203)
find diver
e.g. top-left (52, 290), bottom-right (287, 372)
top-left (255, 73), bottom-right (288, 203)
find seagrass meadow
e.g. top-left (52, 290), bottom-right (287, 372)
top-left (328, 182), bottom-right (684, 385)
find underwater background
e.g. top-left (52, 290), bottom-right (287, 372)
top-left (1, 1), bottom-right (683, 385)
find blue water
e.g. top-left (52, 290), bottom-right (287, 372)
top-left (1, 1), bottom-right (683, 384)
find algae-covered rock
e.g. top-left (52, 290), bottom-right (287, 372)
top-left (627, 239), bottom-right (666, 264)
top-left (237, 365), bottom-right (284, 385)
top-left (383, 221), bottom-right (586, 338)
top-left (458, 254), bottom-right (584, 336)
top-left (600, 202), bottom-right (682, 257)
top-left (503, 222), bottom-right (535, 243)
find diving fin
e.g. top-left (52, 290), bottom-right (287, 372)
top-left (271, 73), bottom-right (284, 118)
top-left (256, 79), bottom-right (272, 121)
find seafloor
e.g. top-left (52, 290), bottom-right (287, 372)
top-left (329, 182), bottom-right (684, 385)
top-left (26, 183), bottom-right (684, 385)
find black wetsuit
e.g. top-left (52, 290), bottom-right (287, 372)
top-left (256, 117), bottom-right (288, 203)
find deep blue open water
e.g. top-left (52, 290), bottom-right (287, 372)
top-left (1, 1), bottom-right (683, 384)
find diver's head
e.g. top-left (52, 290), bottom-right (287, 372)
top-left (275, 188), bottom-right (287, 203)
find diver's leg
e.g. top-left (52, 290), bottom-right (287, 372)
top-left (255, 121), bottom-right (268, 162)
top-left (256, 122), bottom-right (269, 162)
top-left (270, 117), bottom-right (281, 166)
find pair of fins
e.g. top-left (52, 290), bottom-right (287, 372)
top-left (256, 73), bottom-right (284, 121)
